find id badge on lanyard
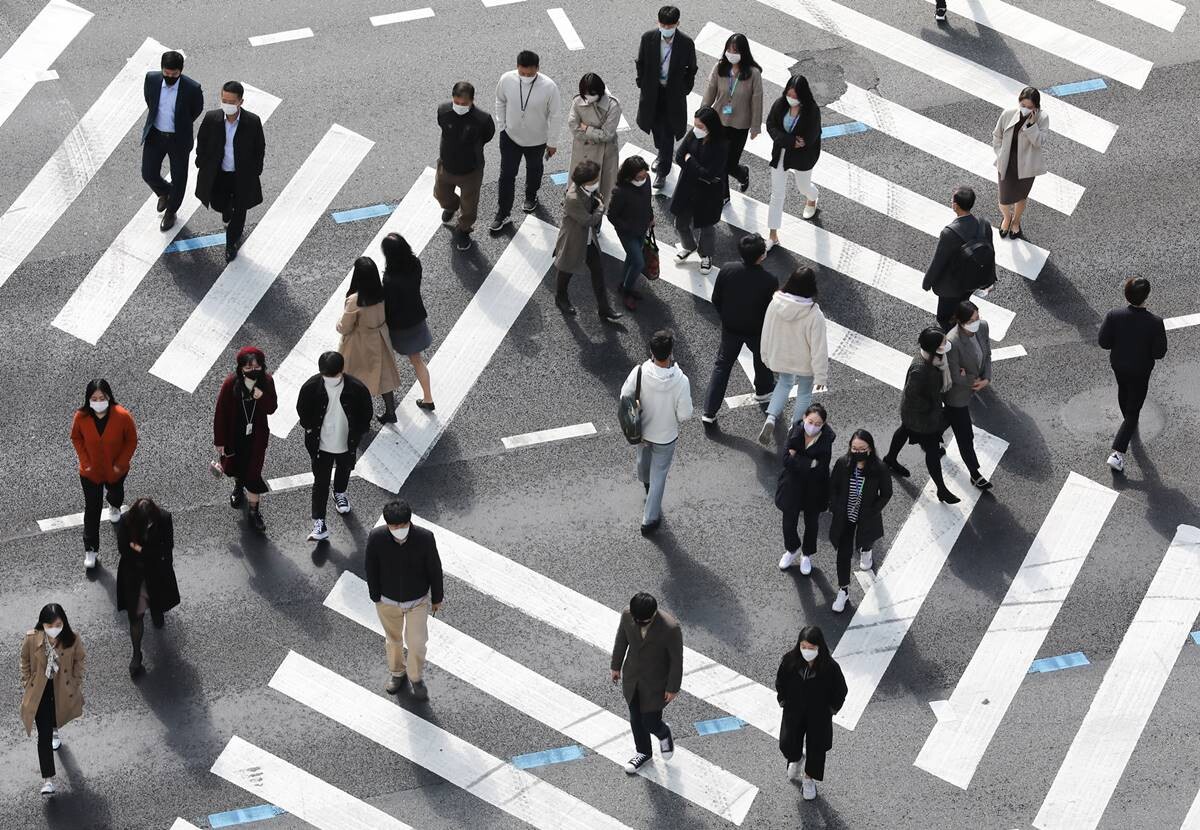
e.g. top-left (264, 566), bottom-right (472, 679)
top-left (722, 74), bottom-right (739, 117)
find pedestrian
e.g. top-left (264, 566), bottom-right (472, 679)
top-left (435, 81), bottom-right (495, 251)
top-left (606, 155), bottom-right (654, 311)
top-left (140, 50), bottom-right (203, 232)
top-left (490, 51), bottom-right (560, 232)
top-left (366, 500), bottom-right (444, 702)
top-left (827, 430), bottom-right (893, 612)
top-left (71, 379), bottom-right (137, 571)
top-left (935, 0), bottom-right (947, 22)
top-left (765, 74), bottom-right (822, 250)
top-left (671, 106), bottom-right (728, 275)
top-left (1098, 276), bottom-right (1168, 473)
top-left (635, 5), bottom-right (698, 189)
top-left (610, 592), bottom-right (682, 775)
top-left (20, 604), bottom-right (86, 796)
top-left (213, 346), bottom-right (277, 532)
top-left (775, 625), bottom-right (847, 801)
top-left (620, 329), bottom-right (694, 534)
top-left (776, 404), bottom-right (835, 576)
top-left (922, 186), bottom-right (996, 331)
top-left (944, 300), bottom-right (994, 490)
top-left (116, 497), bottom-right (180, 676)
top-left (567, 73), bottom-right (622, 204)
top-left (701, 233), bottom-right (778, 424)
top-left (553, 160), bottom-right (623, 322)
top-left (338, 256), bottom-right (404, 423)
top-left (381, 233), bottom-right (435, 411)
top-left (195, 81), bottom-right (265, 262)
top-left (993, 86), bottom-right (1049, 241)
top-left (758, 267), bottom-right (830, 446)
top-left (699, 32), bottom-right (763, 195)
top-left (296, 351), bottom-right (373, 542)
top-left (882, 328), bottom-right (960, 504)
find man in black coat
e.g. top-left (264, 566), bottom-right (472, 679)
top-left (702, 233), bottom-right (778, 424)
top-left (635, 5), bottom-right (697, 189)
top-left (922, 186), bottom-right (995, 331)
top-left (141, 50), bottom-right (204, 232)
top-left (195, 81), bottom-right (266, 262)
top-left (435, 81), bottom-right (495, 251)
top-left (296, 352), bottom-right (373, 542)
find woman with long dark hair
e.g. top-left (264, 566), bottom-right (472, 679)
top-left (567, 72), bottom-right (622, 204)
top-left (20, 603), bottom-right (86, 795)
top-left (338, 256), bottom-right (404, 423)
top-left (381, 233), bottom-right (435, 412)
top-left (775, 625), bottom-right (847, 802)
top-left (214, 346), bottom-right (277, 532)
top-left (700, 32), bottom-right (763, 194)
top-left (827, 430), bottom-right (893, 613)
top-left (606, 155), bottom-right (654, 311)
top-left (117, 497), bottom-right (180, 676)
top-left (759, 267), bottom-right (830, 445)
top-left (671, 106), bottom-right (728, 276)
top-left (70, 378), bottom-right (137, 570)
top-left (776, 403), bottom-right (834, 575)
top-left (765, 74), bottom-right (822, 250)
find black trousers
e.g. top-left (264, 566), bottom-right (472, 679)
top-left (724, 125), bottom-right (750, 186)
top-left (651, 95), bottom-right (677, 178)
top-left (783, 506), bottom-right (822, 557)
top-left (209, 171), bottom-right (248, 246)
top-left (1113, 370), bottom-right (1151, 453)
top-left (782, 720), bottom-right (828, 780)
top-left (35, 683), bottom-right (55, 778)
top-left (886, 426), bottom-right (949, 491)
top-left (943, 404), bottom-right (980, 477)
top-left (81, 474), bottom-right (125, 551)
top-left (555, 243), bottom-right (613, 315)
top-left (497, 131), bottom-right (545, 217)
top-left (936, 0), bottom-right (947, 8)
top-left (628, 688), bottom-right (671, 756)
top-left (704, 328), bottom-right (774, 416)
top-left (936, 293), bottom-right (972, 331)
top-left (833, 519), bottom-right (859, 589)
top-left (311, 450), bottom-right (354, 520)
top-left (141, 129), bottom-right (190, 213)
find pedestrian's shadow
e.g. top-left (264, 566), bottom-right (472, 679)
top-left (704, 424), bottom-right (781, 494)
top-left (40, 743), bottom-right (114, 830)
top-left (1116, 439), bottom-right (1200, 541)
top-left (228, 521), bottom-right (331, 642)
top-left (1027, 261), bottom-right (1102, 341)
top-left (134, 625), bottom-right (226, 767)
top-left (918, 9), bottom-right (1028, 95)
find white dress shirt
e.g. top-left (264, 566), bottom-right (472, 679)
top-left (319, 380), bottom-right (350, 454)
top-left (154, 78), bottom-right (178, 133)
top-left (222, 113), bottom-right (239, 172)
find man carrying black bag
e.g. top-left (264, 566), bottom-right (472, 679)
top-left (922, 186), bottom-right (996, 331)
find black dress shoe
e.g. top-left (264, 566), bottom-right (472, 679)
top-left (416, 399), bottom-right (436, 411)
top-left (129, 650), bottom-right (143, 677)
top-left (1009, 227), bottom-right (1024, 240)
top-left (225, 242), bottom-right (238, 262)
top-left (376, 412), bottom-right (398, 425)
top-left (640, 517), bottom-right (662, 536)
top-left (441, 207), bottom-right (456, 224)
top-left (151, 610), bottom-right (165, 629)
top-left (229, 487), bottom-right (244, 508)
top-left (998, 226), bottom-right (1009, 238)
top-left (883, 456), bottom-right (911, 478)
top-left (160, 212), bottom-right (176, 232)
top-left (936, 488), bottom-right (961, 504)
top-left (556, 297), bottom-right (577, 316)
top-left (600, 310), bottom-right (624, 323)
top-left (156, 195), bottom-right (169, 213)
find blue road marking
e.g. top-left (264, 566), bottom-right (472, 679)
top-left (694, 716), bottom-right (746, 735)
top-left (821, 122), bottom-right (869, 139)
top-left (549, 172), bottom-right (569, 185)
top-left (163, 233), bottom-right (225, 254)
top-left (1028, 652), bottom-right (1090, 674)
top-left (208, 804), bottom-right (286, 827)
top-left (1046, 78), bottom-right (1108, 97)
top-left (511, 744), bottom-right (586, 769)
top-left (331, 203), bottom-right (395, 223)
top-left (1191, 631), bottom-right (1200, 645)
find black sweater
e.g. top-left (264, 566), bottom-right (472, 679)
top-left (710, 262), bottom-right (778, 336)
top-left (1098, 305), bottom-right (1167, 374)
top-left (365, 525), bottom-right (444, 604)
top-left (383, 262), bottom-right (427, 330)
top-left (437, 102), bottom-right (496, 175)
top-left (606, 180), bottom-right (653, 238)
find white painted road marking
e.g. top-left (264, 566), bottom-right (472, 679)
top-left (370, 8), bottom-right (434, 26)
top-left (481, 0), bottom-right (525, 5)
top-left (1091, 0), bottom-right (1185, 32)
top-left (168, 820), bottom-right (201, 830)
top-left (1165, 313), bottom-right (1200, 331)
top-left (37, 504), bottom-right (126, 533)
top-left (1183, 785), bottom-right (1200, 830)
top-left (248, 28), bottom-right (314, 47)
top-left (501, 422), bottom-right (596, 450)
top-left (547, 8), bottom-right (585, 50)
top-left (992, 345), bottom-right (1028, 361)
top-left (0, 0), bottom-right (92, 130)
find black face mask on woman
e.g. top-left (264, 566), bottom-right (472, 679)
top-left (242, 369), bottom-right (262, 380)
top-left (850, 451), bottom-right (870, 463)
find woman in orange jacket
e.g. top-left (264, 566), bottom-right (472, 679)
top-left (70, 379), bottom-right (137, 571)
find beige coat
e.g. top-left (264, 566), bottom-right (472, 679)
top-left (993, 107), bottom-right (1050, 179)
top-left (567, 94), bottom-right (622, 204)
top-left (553, 184), bottom-right (604, 275)
top-left (20, 630), bottom-right (85, 736)
top-left (701, 64), bottom-right (764, 131)
top-left (337, 295), bottom-right (402, 396)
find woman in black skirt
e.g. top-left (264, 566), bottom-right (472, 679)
top-left (117, 498), bottom-right (180, 676)
top-left (381, 232), bottom-right (435, 411)
top-left (776, 625), bottom-right (848, 802)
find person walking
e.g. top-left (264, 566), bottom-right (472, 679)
top-left (606, 155), bottom-right (654, 311)
top-left (1098, 276), bottom-right (1168, 473)
top-left (435, 81), bottom-right (495, 251)
top-left (758, 267), bottom-right (830, 446)
top-left (213, 346), bottom-right (277, 532)
top-left (765, 75), bottom-right (821, 249)
top-left (700, 32), bottom-right (763, 195)
top-left (140, 50), bottom-right (203, 232)
top-left (20, 604), bottom-right (86, 796)
top-left (381, 233), bottom-right (435, 411)
top-left (993, 86), bottom-right (1049, 241)
top-left (366, 500), bottom-right (444, 702)
top-left (776, 404), bottom-right (835, 576)
top-left (635, 5), bottom-right (698, 189)
top-left (338, 257), bottom-right (404, 423)
top-left (296, 351), bottom-right (373, 542)
top-left (71, 379), bottom-right (137, 570)
top-left (944, 300), bottom-right (994, 490)
top-left (701, 233), bottom-right (778, 424)
top-left (671, 107), bottom-right (728, 275)
top-left (116, 498), bottom-right (180, 676)
top-left (567, 73), bottom-right (622, 204)
top-left (610, 592), bottom-right (682, 775)
top-left (621, 329), bottom-right (694, 535)
top-left (922, 186), bottom-right (996, 331)
top-left (775, 625), bottom-right (847, 801)
top-left (827, 430), bottom-right (893, 612)
top-left (882, 328), bottom-right (959, 504)
top-left (490, 51), bottom-right (560, 232)
top-left (195, 81), bottom-right (266, 262)
top-left (553, 160), bottom-right (622, 322)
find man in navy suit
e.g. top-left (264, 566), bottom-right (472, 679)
top-left (141, 51), bottom-right (204, 232)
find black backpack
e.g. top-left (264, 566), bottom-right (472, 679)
top-left (952, 220), bottom-right (997, 290)
top-left (618, 366), bottom-right (643, 445)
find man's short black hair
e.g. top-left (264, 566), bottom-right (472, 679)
top-left (571, 159), bottom-right (601, 186)
top-left (161, 51), bottom-right (184, 71)
top-left (222, 80), bottom-right (245, 99)
top-left (630, 592), bottom-right (658, 621)
top-left (738, 233), bottom-right (767, 264)
top-left (318, 351), bottom-right (344, 377)
top-left (1124, 276), bottom-right (1151, 306)
top-left (382, 500), bottom-right (413, 525)
top-left (452, 81), bottom-right (475, 100)
top-left (649, 329), bottom-right (674, 361)
top-left (658, 5), bottom-right (681, 25)
top-left (517, 50), bottom-right (540, 69)
top-left (952, 186), bottom-right (976, 211)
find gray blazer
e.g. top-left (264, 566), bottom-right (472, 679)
top-left (610, 608), bottom-right (684, 713)
top-left (944, 321), bottom-right (992, 408)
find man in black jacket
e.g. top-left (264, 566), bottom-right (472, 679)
top-left (922, 186), bottom-right (995, 331)
top-left (435, 81), bottom-right (495, 251)
top-left (635, 5), bottom-right (698, 189)
top-left (141, 51), bottom-right (204, 232)
top-left (366, 500), bottom-right (444, 701)
top-left (702, 233), bottom-right (778, 424)
top-left (195, 81), bottom-right (266, 262)
top-left (296, 352), bottom-right (372, 542)
top-left (1098, 276), bottom-right (1168, 473)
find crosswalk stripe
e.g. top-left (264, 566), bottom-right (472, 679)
top-left (0, 0), bottom-right (92, 130)
top-left (1091, 0), bottom-right (1185, 32)
top-left (269, 167), bottom-right (441, 438)
top-left (355, 216), bottom-right (558, 492)
top-left (369, 8), bottom-right (434, 26)
top-left (1183, 786), bottom-right (1200, 830)
top-left (270, 651), bottom-right (635, 830)
top-left (832, 427), bottom-right (1010, 730)
top-left (211, 735), bottom-right (411, 829)
top-left (168, 820), bottom-right (201, 830)
top-left (750, 0), bottom-right (1118, 152)
top-left (325, 572), bottom-right (759, 825)
top-left (1033, 524), bottom-right (1200, 830)
top-left (914, 472), bottom-right (1118, 789)
top-left (0, 36), bottom-right (164, 290)
top-left (52, 85), bottom-right (283, 345)
top-left (546, 8), bottom-right (584, 50)
top-left (150, 124), bottom-right (373, 393)
top-left (1164, 312), bottom-right (1200, 331)
top-left (501, 422), bottom-right (597, 449)
top-left (698, 24), bottom-right (1085, 216)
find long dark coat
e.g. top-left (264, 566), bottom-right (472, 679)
top-left (828, 456), bottom-right (893, 550)
top-left (194, 108), bottom-right (266, 210)
top-left (116, 511), bottom-right (181, 618)
top-left (776, 652), bottom-right (848, 759)
top-left (765, 95), bottom-right (822, 171)
top-left (610, 609), bottom-right (684, 713)
top-left (899, 354), bottom-right (947, 436)
top-left (634, 29), bottom-right (698, 139)
top-left (213, 370), bottom-right (277, 480)
top-left (670, 131), bottom-right (728, 227)
top-left (776, 423), bottom-right (835, 514)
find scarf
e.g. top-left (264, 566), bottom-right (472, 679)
top-left (920, 349), bottom-right (953, 393)
top-left (43, 635), bottom-right (59, 679)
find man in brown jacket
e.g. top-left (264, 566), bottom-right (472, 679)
top-left (610, 592), bottom-right (683, 774)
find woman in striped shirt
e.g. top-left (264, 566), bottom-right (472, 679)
top-left (827, 430), bottom-right (893, 613)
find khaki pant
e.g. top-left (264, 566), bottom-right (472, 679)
top-left (433, 163), bottom-right (483, 233)
top-left (375, 600), bottom-right (429, 681)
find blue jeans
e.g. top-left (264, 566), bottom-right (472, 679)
top-left (637, 439), bottom-right (677, 524)
top-left (766, 373), bottom-right (814, 424)
top-left (618, 231), bottom-right (645, 293)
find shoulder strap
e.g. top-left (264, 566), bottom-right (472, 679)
top-left (635, 365), bottom-right (642, 400)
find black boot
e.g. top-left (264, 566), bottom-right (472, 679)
top-left (555, 272), bottom-right (577, 316)
top-left (230, 485), bottom-right (244, 508)
top-left (249, 504), bottom-right (266, 532)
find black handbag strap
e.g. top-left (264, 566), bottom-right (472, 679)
top-left (635, 365), bottom-right (642, 402)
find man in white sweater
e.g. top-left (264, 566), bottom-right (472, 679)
top-left (621, 329), bottom-right (694, 535)
top-left (490, 50), bottom-right (561, 232)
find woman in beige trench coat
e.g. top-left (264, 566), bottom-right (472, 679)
top-left (20, 603), bottom-right (86, 796)
top-left (567, 73), bottom-right (622, 205)
top-left (338, 256), bottom-right (403, 424)
top-left (992, 85), bottom-right (1049, 241)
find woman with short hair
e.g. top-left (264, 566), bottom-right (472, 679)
top-left (993, 86), bottom-right (1049, 240)
top-left (567, 72), bottom-right (622, 204)
top-left (553, 159), bottom-right (623, 322)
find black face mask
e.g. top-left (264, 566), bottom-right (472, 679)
top-left (850, 451), bottom-right (870, 463)
top-left (243, 369), bottom-right (262, 380)
top-left (163, 74), bottom-right (179, 86)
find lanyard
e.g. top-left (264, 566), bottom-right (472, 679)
top-left (727, 73), bottom-right (740, 98)
top-left (660, 44), bottom-right (672, 73)
top-left (519, 75), bottom-right (536, 113)
top-left (240, 393), bottom-right (256, 427)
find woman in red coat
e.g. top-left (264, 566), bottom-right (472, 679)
top-left (70, 379), bottom-right (137, 571)
top-left (214, 346), bottom-right (277, 532)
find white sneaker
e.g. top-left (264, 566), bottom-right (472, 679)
top-left (799, 555), bottom-right (813, 576)
top-left (307, 519), bottom-right (329, 541)
top-left (802, 776), bottom-right (817, 800)
top-left (40, 779), bottom-right (55, 796)
top-left (859, 550), bottom-right (873, 571)
top-left (787, 761), bottom-right (802, 780)
top-left (802, 199), bottom-right (819, 220)
top-left (753, 391), bottom-right (773, 403)
top-left (778, 550), bottom-right (799, 570)
top-left (1107, 451), bottom-right (1125, 473)
top-left (107, 505), bottom-right (122, 523)
top-left (700, 414), bottom-right (716, 425)
top-left (333, 492), bottom-right (351, 514)
top-left (832, 588), bottom-right (849, 613)
top-left (83, 550), bottom-right (98, 569)
top-left (757, 417), bottom-right (776, 446)
top-left (51, 729), bottom-right (61, 751)
top-left (699, 256), bottom-right (712, 274)
top-left (675, 247), bottom-right (694, 262)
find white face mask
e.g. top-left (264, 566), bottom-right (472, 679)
top-left (582, 182), bottom-right (599, 194)
top-left (390, 526), bottom-right (410, 542)
top-left (45, 626), bottom-right (63, 639)
top-left (937, 341), bottom-right (952, 355)
top-left (634, 176), bottom-right (649, 187)
top-left (962, 320), bottom-right (981, 333)
top-left (451, 103), bottom-right (471, 116)
top-left (660, 27), bottom-right (675, 38)
top-left (800, 646), bottom-right (819, 662)
top-left (692, 126), bottom-right (708, 139)
top-left (786, 96), bottom-right (801, 107)
top-left (323, 375), bottom-right (343, 389)
top-left (220, 102), bottom-right (239, 117)
top-left (520, 72), bottom-right (537, 83)
top-left (583, 94), bottom-right (599, 104)
top-left (89, 399), bottom-right (109, 413)
top-left (802, 422), bottom-right (822, 437)
top-left (1019, 105), bottom-right (1032, 116)
top-left (725, 52), bottom-right (741, 64)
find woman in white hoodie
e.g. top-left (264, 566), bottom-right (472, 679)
top-left (758, 268), bottom-right (829, 446)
